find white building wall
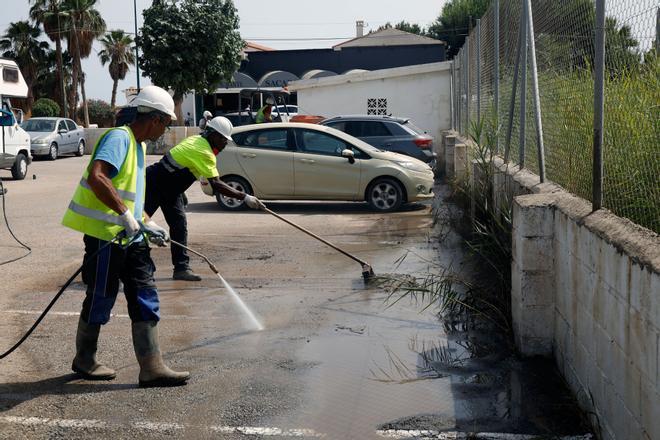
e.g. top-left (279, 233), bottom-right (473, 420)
top-left (291, 62), bottom-right (452, 145)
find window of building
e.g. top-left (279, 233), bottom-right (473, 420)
top-left (367, 98), bottom-right (387, 115)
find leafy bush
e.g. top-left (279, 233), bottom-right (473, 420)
top-left (78, 99), bottom-right (114, 127)
top-left (32, 98), bottom-right (60, 117)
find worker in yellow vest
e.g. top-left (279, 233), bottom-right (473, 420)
top-left (145, 116), bottom-right (264, 281)
top-left (61, 86), bottom-right (189, 388)
top-left (255, 96), bottom-right (275, 123)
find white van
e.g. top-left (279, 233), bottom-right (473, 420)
top-left (0, 58), bottom-right (32, 180)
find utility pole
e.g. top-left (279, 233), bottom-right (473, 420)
top-left (134, 0), bottom-right (141, 91)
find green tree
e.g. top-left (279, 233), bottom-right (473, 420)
top-left (427, 0), bottom-right (490, 58)
top-left (376, 21), bottom-right (426, 35)
top-left (139, 0), bottom-right (243, 123)
top-left (98, 30), bottom-right (135, 109)
top-left (33, 49), bottom-right (74, 104)
top-left (29, 0), bottom-right (68, 116)
top-left (0, 21), bottom-right (50, 116)
top-left (61, 0), bottom-right (106, 126)
top-left (32, 97), bottom-right (61, 117)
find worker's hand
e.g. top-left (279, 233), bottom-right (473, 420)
top-left (141, 220), bottom-right (170, 247)
top-left (119, 209), bottom-right (141, 239)
top-left (243, 194), bottom-right (265, 210)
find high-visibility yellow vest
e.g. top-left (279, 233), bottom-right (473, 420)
top-left (61, 126), bottom-right (144, 242)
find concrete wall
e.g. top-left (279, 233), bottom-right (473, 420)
top-left (83, 127), bottom-right (201, 155)
top-left (441, 131), bottom-right (660, 440)
top-left (290, 62), bottom-right (452, 147)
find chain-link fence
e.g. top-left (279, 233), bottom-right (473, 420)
top-left (451, 0), bottom-right (659, 233)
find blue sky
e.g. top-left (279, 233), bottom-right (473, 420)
top-left (2, 0), bottom-right (447, 104)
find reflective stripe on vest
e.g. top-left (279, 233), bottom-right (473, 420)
top-left (61, 126), bottom-right (142, 241)
top-left (78, 178), bottom-right (137, 202)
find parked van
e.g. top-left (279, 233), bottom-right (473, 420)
top-left (0, 58), bottom-right (32, 180)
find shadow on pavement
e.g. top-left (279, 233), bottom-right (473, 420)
top-left (185, 200), bottom-right (429, 215)
top-left (0, 374), bottom-right (136, 412)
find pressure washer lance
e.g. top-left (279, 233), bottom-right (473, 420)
top-left (258, 205), bottom-right (375, 281)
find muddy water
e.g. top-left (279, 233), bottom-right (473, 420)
top-left (259, 191), bottom-right (590, 439)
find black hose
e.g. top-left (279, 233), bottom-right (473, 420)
top-left (0, 179), bottom-right (32, 266)
top-left (0, 236), bottom-right (118, 360)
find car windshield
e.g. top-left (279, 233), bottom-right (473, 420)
top-left (22, 119), bottom-right (56, 132)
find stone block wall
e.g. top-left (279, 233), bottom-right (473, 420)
top-left (441, 131), bottom-right (660, 440)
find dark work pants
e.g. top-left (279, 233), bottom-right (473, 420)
top-left (81, 235), bottom-right (160, 325)
top-left (145, 163), bottom-right (195, 272)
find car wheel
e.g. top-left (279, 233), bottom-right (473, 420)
top-left (216, 176), bottom-right (252, 211)
top-left (367, 177), bottom-right (404, 212)
top-left (75, 139), bottom-right (85, 156)
top-left (48, 143), bottom-right (58, 161)
top-left (11, 153), bottom-right (28, 180)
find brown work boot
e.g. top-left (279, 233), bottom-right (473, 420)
top-left (173, 269), bottom-right (202, 281)
top-left (71, 318), bottom-right (116, 380)
top-left (132, 321), bottom-right (189, 388)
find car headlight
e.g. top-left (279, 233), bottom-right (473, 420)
top-left (392, 160), bottom-right (430, 172)
top-left (32, 139), bottom-right (49, 144)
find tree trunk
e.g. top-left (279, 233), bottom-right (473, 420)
top-left (71, 19), bottom-right (89, 127)
top-left (55, 37), bottom-right (66, 118)
top-left (173, 92), bottom-right (183, 126)
top-left (110, 79), bottom-right (118, 109)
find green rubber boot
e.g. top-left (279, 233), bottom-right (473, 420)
top-left (132, 321), bottom-right (190, 388)
top-left (71, 318), bottom-right (116, 380)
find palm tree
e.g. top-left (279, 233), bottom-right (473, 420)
top-left (0, 21), bottom-right (50, 116)
top-left (29, 0), bottom-right (68, 117)
top-left (98, 30), bottom-right (135, 109)
top-left (61, 0), bottom-right (106, 126)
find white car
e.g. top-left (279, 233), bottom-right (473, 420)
top-left (22, 117), bottom-right (86, 160)
top-left (212, 122), bottom-right (434, 212)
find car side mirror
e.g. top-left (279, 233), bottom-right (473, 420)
top-left (341, 149), bottom-right (355, 164)
top-left (59, 128), bottom-right (68, 134)
top-left (12, 108), bottom-right (23, 125)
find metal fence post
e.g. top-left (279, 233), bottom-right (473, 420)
top-left (593, 0), bottom-right (606, 210)
top-left (465, 38), bottom-right (470, 134)
top-left (503, 7), bottom-right (525, 163)
top-left (476, 19), bottom-right (482, 129)
top-left (525, 0), bottom-right (546, 182)
top-left (519, 1), bottom-right (528, 167)
top-left (450, 61), bottom-right (455, 130)
top-left (494, 0), bottom-right (500, 152)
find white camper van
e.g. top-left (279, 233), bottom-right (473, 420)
top-left (0, 59), bottom-right (31, 180)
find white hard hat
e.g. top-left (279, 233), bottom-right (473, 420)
top-left (203, 110), bottom-right (212, 119)
top-left (205, 116), bottom-right (233, 141)
top-left (129, 85), bottom-right (177, 121)
top-left (264, 96), bottom-right (275, 105)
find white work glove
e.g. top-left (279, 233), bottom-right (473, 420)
top-left (141, 219), bottom-right (170, 247)
top-left (199, 177), bottom-right (214, 196)
top-left (243, 194), bottom-right (265, 210)
top-left (119, 209), bottom-right (141, 239)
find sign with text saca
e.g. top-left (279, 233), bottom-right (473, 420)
top-left (258, 71), bottom-right (299, 88)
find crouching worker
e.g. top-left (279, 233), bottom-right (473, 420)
top-left (145, 116), bottom-right (265, 281)
top-left (61, 86), bottom-right (189, 387)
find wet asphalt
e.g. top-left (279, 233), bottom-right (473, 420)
top-left (0, 156), bottom-right (590, 439)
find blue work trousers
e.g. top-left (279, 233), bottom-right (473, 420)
top-left (80, 235), bottom-right (160, 325)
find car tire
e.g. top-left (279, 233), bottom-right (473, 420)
top-left (11, 153), bottom-right (28, 180)
top-left (216, 176), bottom-right (252, 211)
top-left (75, 140), bottom-right (85, 156)
top-left (367, 177), bottom-right (404, 212)
top-left (48, 143), bottom-right (58, 161)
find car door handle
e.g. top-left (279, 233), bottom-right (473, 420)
top-left (299, 158), bottom-right (315, 164)
top-left (241, 153), bottom-right (257, 158)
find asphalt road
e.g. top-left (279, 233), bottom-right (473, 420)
top-left (0, 155), bottom-right (459, 440)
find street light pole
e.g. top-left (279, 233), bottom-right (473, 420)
top-left (133, 0), bottom-right (141, 91)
